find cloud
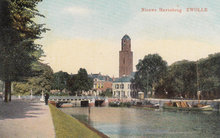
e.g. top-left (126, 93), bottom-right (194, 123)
top-left (63, 6), bottom-right (92, 16)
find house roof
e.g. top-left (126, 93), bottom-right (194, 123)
top-left (89, 73), bottom-right (113, 81)
top-left (113, 72), bottom-right (136, 83)
top-left (114, 75), bottom-right (133, 83)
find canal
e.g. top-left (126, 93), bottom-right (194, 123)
top-left (61, 107), bottom-right (220, 138)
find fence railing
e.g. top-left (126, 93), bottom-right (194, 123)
top-left (11, 95), bottom-right (42, 100)
top-left (49, 96), bottom-right (106, 100)
top-left (8, 95), bottom-right (106, 100)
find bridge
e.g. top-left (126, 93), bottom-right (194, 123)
top-left (48, 96), bottom-right (108, 107)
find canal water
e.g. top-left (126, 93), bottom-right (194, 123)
top-left (61, 107), bottom-right (220, 138)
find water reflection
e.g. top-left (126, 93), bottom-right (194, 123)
top-left (61, 107), bottom-right (220, 138)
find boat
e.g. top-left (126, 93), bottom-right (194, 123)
top-left (60, 103), bottom-right (73, 108)
top-left (163, 101), bottom-right (213, 111)
top-left (200, 105), bottom-right (213, 111)
top-left (132, 101), bottom-right (159, 109)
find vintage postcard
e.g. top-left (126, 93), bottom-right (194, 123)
top-left (0, 0), bottom-right (220, 138)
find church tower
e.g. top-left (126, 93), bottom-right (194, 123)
top-left (119, 34), bottom-right (133, 77)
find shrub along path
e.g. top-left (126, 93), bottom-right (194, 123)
top-left (0, 100), bottom-right (55, 138)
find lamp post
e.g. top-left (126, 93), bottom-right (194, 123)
top-left (196, 61), bottom-right (200, 99)
top-left (146, 70), bottom-right (149, 98)
top-left (40, 90), bottom-right (44, 102)
top-left (196, 61), bottom-right (201, 104)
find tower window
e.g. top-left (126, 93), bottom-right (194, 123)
top-left (123, 58), bottom-right (125, 64)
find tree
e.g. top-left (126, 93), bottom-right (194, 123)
top-left (67, 75), bottom-right (78, 95)
top-left (197, 53), bottom-right (220, 99)
top-left (13, 62), bottom-right (53, 95)
top-left (100, 88), bottom-right (112, 97)
top-left (0, 0), bottom-right (47, 102)
top-left (28, 62), bottom-right (53, 95)
top-left (133, 54), bottom-right (167, 97)
top-left (132, 53), bottom-right (220, 99)
top-left (159, 60), bottom-right (197, 99)
top-left (51, 71), bottom-right (70, 91)
top-left (155, 53), bottom-right (220, 99)
top-left (67, 68), bottom-right (93, 95)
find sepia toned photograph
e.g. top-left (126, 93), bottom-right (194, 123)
top-left (0, 0), bottom-right (220, 138)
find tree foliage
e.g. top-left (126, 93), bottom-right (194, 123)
top-left (67, 68), bottom-right (93, 95)
top-left (197, 53), bottom-right (220, 99)
top-left (0, 0), bottom-right (47, 101)
top-left (13, 62), bottom-right (53, 95)
top-left (155, 60), bottom-right (197, 98)
top-left (133, 53), bottom-right (220, 99)
top-left (51, 71), bottom-right (70, 91)
top-left (100, 88), bottom-right (112, 97)
top-left (133, 54), bottom-right (167, 95)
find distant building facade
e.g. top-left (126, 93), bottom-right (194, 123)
top-left (119, 34), bottom-right (133, 77)
top-left (112, 76), bottom-right (133, 98)
top-left (89, 73), bottom-right (113, 93)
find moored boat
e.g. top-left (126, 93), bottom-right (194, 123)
top-left (60, 103), bottom-right (73, 108)
top-left (163, 101), bottom-right (213, 111)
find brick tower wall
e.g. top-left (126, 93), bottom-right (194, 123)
top-left (119, 51), bottom-right (133, 77)
top-left (119, 35), bottom-right (133, 77)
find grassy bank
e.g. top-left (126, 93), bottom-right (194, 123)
top-left (49, 104), bottom-right (101, 138)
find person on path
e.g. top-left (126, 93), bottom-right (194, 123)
top-left (45, 93), bottom-right (50, 105)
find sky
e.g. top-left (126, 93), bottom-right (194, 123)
top-left (37, 0), bottom-right (220, 77)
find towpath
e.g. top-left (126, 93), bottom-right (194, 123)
top-left (0, 99), bottom-right (55, 138)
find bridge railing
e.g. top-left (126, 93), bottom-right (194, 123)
top-left (11, 95), bottom-right (41, 100)
top-left (5, 95), bottom-right (106, 101)
top-left (49, 96), bottom-right (106, 101)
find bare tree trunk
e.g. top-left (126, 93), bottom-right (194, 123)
top-left (4, 85), bottom-right (8, 102)
top-left (207, 92), bottom-right (210, 99)
top-left (4, 81), bottom-right (11, 102)
top-left (9, 82), bottom-right (11, 101)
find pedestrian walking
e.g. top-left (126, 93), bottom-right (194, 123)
top-left (44, 93), bottom-right (50, 105)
